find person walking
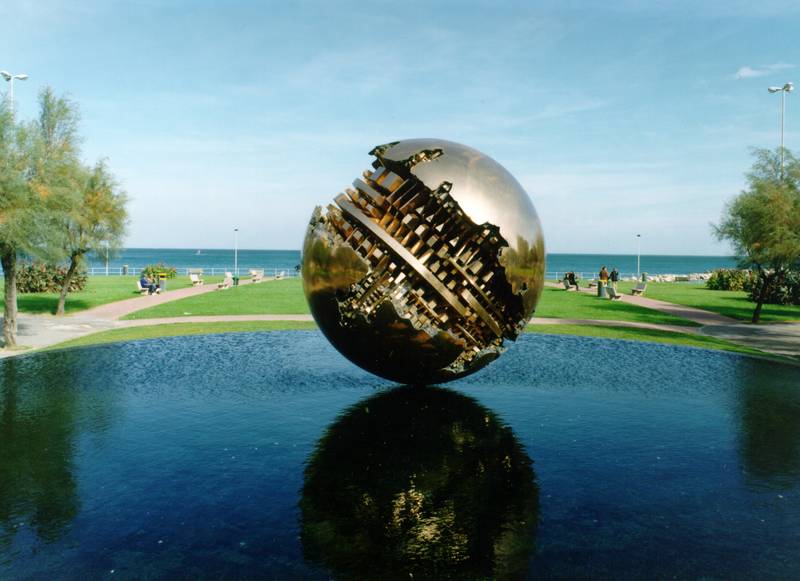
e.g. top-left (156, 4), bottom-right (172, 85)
top-left (599, 266), bottom-right (609, 283)
top-left (610, 267), bottom-right (619, 291)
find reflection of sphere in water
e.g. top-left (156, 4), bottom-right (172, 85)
top-left (300, 386), bottom-right (539, 580)
top-left (302, 139), bottom-right (545, 384)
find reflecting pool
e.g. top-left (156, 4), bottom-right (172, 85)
top-left (1, 332), bottom-right (799, 579)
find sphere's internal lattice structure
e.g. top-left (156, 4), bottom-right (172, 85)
top-left (302, 138), bottom-right (545, 384)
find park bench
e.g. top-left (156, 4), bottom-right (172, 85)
top-left (631, 282), bottom-right (648, 296)
top-left (135, 280), bottom-right (160, 295)
top-left (188, 268), bottom-right (204, 286)
top-left (217, 272), bottom-right (233, 290)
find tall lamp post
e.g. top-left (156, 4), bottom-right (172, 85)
top-left (636, 234), bottom-right (641, 280)
top-left (234, 228), bottom-right (239, 278)
top-left (768, 82), bottom-right (794, 176)
top-left (0, 70), bottom-right (29, 117)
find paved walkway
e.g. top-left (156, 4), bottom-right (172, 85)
top-left (81, 278), bottom-right (254, 320)
top-left (546, 281), bottom-right (737, 325)
top-left (1, 280), bottom-right (797, 359)
top-left (700, 323), bottom-right (800, 359)
top-left (0, 279), bottom-right (257, 358)
top-left (546, 282), bottom-right (799, 358)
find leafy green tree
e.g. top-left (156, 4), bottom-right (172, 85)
top-left (55, 161), bottom-right (127, 315)
top-left (1, 89), bottom-right (79, 347)
top-left (714, 148), bottom-right (800, 323)
top-left (0, 102), bottom-right (33, 348)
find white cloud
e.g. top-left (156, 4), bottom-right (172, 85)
top-left (733, 63), bottom-right (795, 79)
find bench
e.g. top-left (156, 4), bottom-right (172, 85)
top-left (136, 280), bottom-right (160, 295)
top-left (631, 282), bottom-right (648, 296)
top-left (217, 272), bottom-right (233, 290)
top-left (249, 269), bottom-right (264, 283)
top-left (562, 278), bottom-right (579, 291)
top-left (188, 269), bottom-right (204, 286)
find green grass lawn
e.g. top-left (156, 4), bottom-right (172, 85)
top-left (123, 278), bottom-right (698, 326)
top-left (45, 320), bottom-right (317, 350)
top-left (617, 281), bottom-right (800, 323)
top-left (122, 278), bottom-right (308, 319)
top-left (534, 286), bottom-right (698, 326)
top-left (525, 323), bottom-right (790, 361)
top-left (0, 275), bottom-right (223, 315)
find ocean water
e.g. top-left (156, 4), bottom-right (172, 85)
top-left (2, 332), bottom-right (799, 578)
top-left (83, 248), bottom-right (737, 277)
top-left (85, 248), bottom-right (302, 275)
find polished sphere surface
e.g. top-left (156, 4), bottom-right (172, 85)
top-left (302, 138), bottom-right (545, 384)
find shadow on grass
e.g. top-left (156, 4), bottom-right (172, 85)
top-left (668, 287), bottom-right (798, 323)
top-left (11, 292), bottom-right (141, 315)
top-left (537, 287), bottom-right (700, 327)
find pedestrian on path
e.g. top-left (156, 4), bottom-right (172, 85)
top-left (610, 267), bottom-right (619, 291)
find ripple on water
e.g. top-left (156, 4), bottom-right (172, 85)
top-left (1, 331), bottom-right (799, 579)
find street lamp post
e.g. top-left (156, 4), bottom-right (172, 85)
top-left (234, 228), bottom-right (239, 278)
top-left (636, 234), bottom-right (641, 280)
top-left (768, 82), bottom-right (794, 176)
top-left (0, 70), bottom-right (29, 117)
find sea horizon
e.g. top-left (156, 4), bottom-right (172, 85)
top-left (79, 248), bottom-right (739, 278)
top-left (107, 247), bottom-right (735, 257)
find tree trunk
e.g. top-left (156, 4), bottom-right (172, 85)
top-left (1, 248), bottom-right (18, 349)
top-left (751, 271), bottom-right (771, 324)
top-left (56, 254), bottom-right (81, 316)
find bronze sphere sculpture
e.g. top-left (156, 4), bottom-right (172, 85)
top-left (302, 138), bottom-right (545, 384)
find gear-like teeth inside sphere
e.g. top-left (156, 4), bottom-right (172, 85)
top-left (304, 151), bottom-right (529, 377)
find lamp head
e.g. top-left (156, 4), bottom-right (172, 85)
top-left (785, 82), bottom-right (794, 92)
top-left (0, 71), bottom-right (11, 81)
top-left (14, 74), bottom-right (28, 81)
top-left (768, 86), bottom-right (782, 93)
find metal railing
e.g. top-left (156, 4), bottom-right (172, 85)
top-left (84, 266), bottom-right (301, 277)
top-left (546, 271), bottom-right (640, 281)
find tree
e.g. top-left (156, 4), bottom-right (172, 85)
top-left (714, 148), bottom-right (800, 323)
top-left (1, 88), bottom-right (79, 348)
top-left (55, 161), bottom-right (127, 315)
top-left (0, 101), bottom-right (33, 348)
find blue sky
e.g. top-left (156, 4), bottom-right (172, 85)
top-left (1, 0), bottom-right (797, 254)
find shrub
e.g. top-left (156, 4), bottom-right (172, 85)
top-left (706, 268), bottom-right (752, 291)
top-left (141, 263), bottom-right (177, 279)
top-left (16, 262), bottom-right (88, 293)
top-left (747, 270), bottom-right (800, 305)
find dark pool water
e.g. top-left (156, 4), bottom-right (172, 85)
top-left (1, 332), bottom-right (799, 580)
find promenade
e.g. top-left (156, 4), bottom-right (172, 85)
top-left (1, 279), bottom-right (798, 360)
